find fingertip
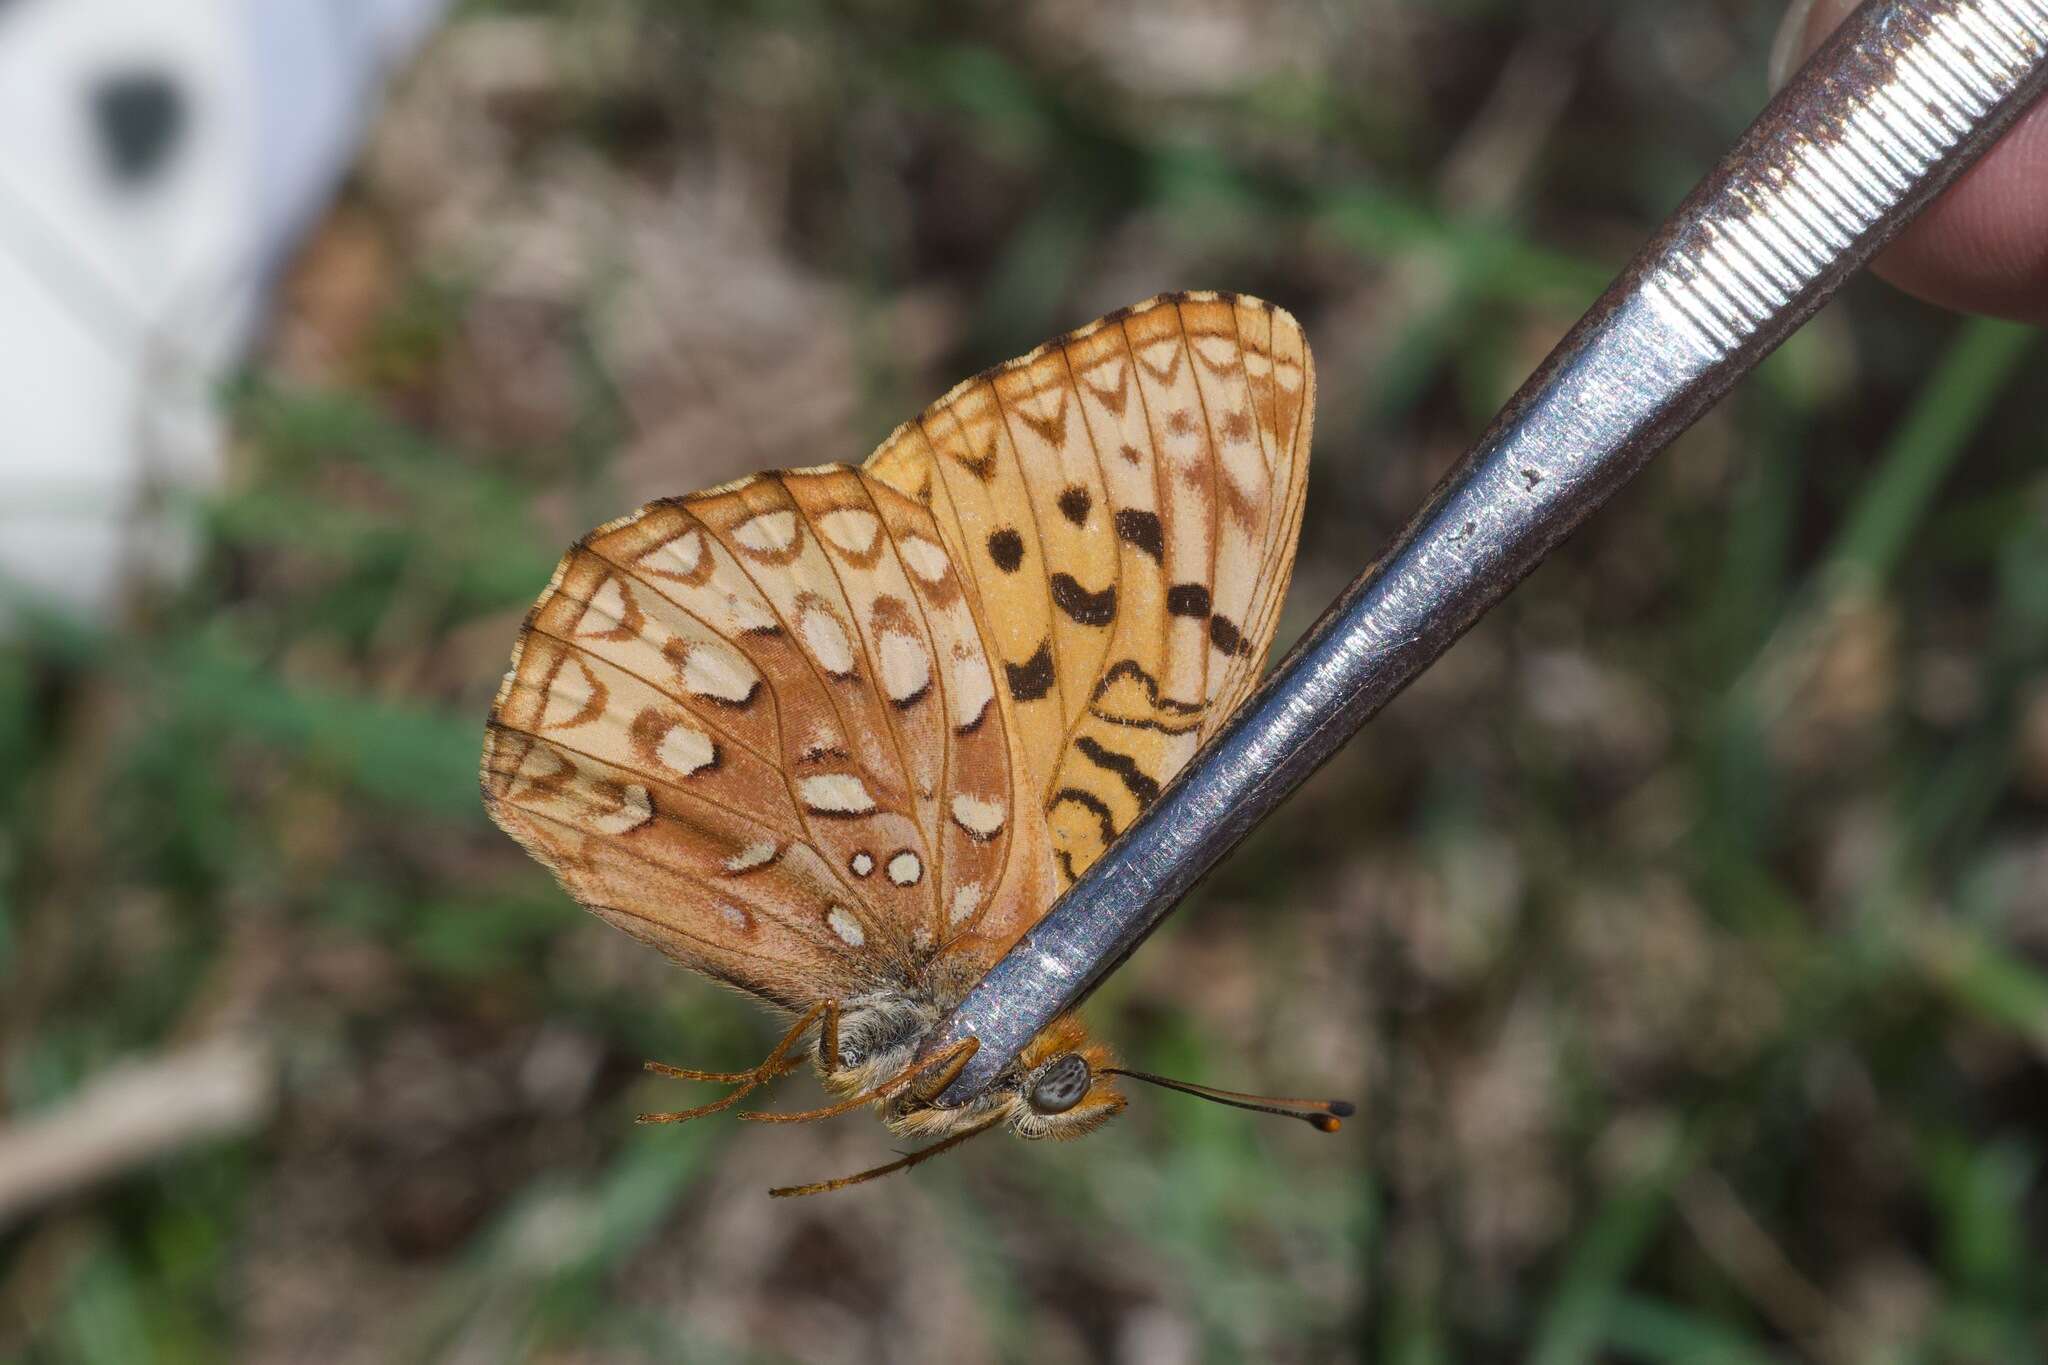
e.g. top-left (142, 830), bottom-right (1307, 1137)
top-left (1768, 0), bottom-right (1822, 93)
top-left (1772, 0), bottom-right (2048, 323)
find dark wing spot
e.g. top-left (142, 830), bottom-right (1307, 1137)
top-left (1005, 641), bottom-right (1056, 701)
top-left (91, 70), bottom-right (185, 187)
top-left (987, 528), bottom-right (1025, 573)
top-left (1050, 574), bottom-right (1116, 627)
top-left (1056, 485), bottom-right (1092, 526)
top-left (1075, 736), bottom-right (1161, 807)
top-left (1167, 583), bottom-right (1212, 618)
top-left (1209, 614), bottom-right (1252, 657)
top-left (1113, 510), bottom-right (1163, 562)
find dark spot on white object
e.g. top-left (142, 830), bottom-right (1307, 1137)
top-left (1521, 468), bottom-right (1543, 490)
top-left (91, 69), bottom-right (186, 187)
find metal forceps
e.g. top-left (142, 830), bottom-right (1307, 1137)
top-left (924, 0), bottom-right (2048, 1104)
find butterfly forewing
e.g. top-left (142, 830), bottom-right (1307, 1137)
top-left (867, 293), bottom-right (1315, 891)
top-left (486, 291), bottom-right (1313, 1011)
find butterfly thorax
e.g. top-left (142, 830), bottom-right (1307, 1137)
top-left (819, 988), bottom-right (940, 1096)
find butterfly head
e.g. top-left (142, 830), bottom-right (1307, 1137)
top-left (1004, 1014), bottom-right (1127, 1140)
top-left (881, 1008), bottom-right (1126, 1142)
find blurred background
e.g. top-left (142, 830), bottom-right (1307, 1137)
top-left (2, 0), bottom-right (2044, 1361)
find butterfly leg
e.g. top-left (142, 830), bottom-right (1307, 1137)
top-left (738, 1036), bottom-right (979, 1124)
top-left (643, 1056), bottom-right (806, 1085)
top-left (636, 999), bottom-right (835, 1125)
top-left (816, 999), bottom-right (842, 1082)
top-left (898, 1033), bottom-right (980, 1105)
top-left (767, 1110), bottom-right (1008, 1198)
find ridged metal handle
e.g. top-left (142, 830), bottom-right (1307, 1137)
top-left (925, 0), bottom-right (2048, 1105)
top-left (1651, 0), bottom-right (2048, 360)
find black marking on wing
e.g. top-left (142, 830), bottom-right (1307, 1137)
top-left (1057, 485), bottom-right (1093, 526)
top-left (1209, 614), bottom-right (1253, 657)
top-left (1075, 735), bottom-right (1161, 807)
top-left (1167, 583), bottom-right (1211, 618)
top-left (1048, 786), bottom-right (1117, 881)
top-left (1090, 658), bottom-right (1205, 715)
top-left (987, 528), bottom-right (1025, 573)
top-left (1113, 509), bottom-right (1164, 562)
top-left (1050, 574), bottom-right (1117, 626)
top-left (1005, 641), bottom-right (1056, 701)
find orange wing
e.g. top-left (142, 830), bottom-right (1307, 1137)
top-left (483, 470), bottom-right (1034, 1007)
top-left (865, 292), bottom-right (1314, 908)
top-left (484, 291), bottom-right (1313, 1011)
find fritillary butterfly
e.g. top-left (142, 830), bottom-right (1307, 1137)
top-left (482, 292), bottom-right (1337, 1195)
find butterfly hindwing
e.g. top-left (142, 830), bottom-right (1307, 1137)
top-left (484, 530), bottom-right (897, 1006)
top-left (682, 477), bottom-right (942, 944)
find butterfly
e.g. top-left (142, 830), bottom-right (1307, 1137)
top-left (481, 291), bottom-right (1348, 1196)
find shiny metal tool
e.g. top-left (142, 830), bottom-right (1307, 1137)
top-left (926, 0), bottom-right (2048, 1104)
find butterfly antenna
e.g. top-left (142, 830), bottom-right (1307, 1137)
top-left (769, 1113), bottom-right (1007, 1198)
top-left (1101, 1068), bottom-right (1356, 1133)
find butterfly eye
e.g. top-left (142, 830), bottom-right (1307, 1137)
top-left (1026, 1054), bottom-right (1092, 1115)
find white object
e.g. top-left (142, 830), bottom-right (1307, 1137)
top-left (0, 0), bottom-right (444, 622)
